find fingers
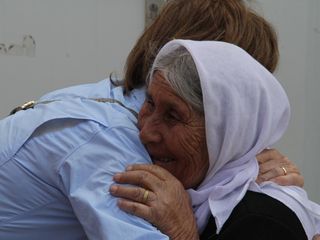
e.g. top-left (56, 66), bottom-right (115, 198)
top-left (109, 184), bottom-right (156, 223)
top-left (258, 157), bottom-right (290, 174)
top-left (257, 167), bottom-right (304, 187)
top-left (113, 164), bottom-right (182, 192)
top-left (126, 164), bottom-right (174, 181)
top-left (256, 148), bottom-right (284, 164)
top-left (109, 183), bottom-right (157, 224)
top-left (113, 170), bottom-right (164, 192)
top-left (117, 198), bottom-right (154, 223)
top-left (256, 148), bottom-right (304, 187)
top-left (257, 165), bottom-right (292, 182)
top-left (110, 185), bottom-right (156, 205)
top-left (269, 174), bottom-right (304, 188)
top-left (258, 163), bottom-right (298, 180)
top-left (313, 234), bottom-right (320, 240)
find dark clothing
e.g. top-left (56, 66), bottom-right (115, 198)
top-left (200, 191), bottom-right (307, 240)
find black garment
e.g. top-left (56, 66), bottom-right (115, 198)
top-left (200, 191), bottom-right (307, 240)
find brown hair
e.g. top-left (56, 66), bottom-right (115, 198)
top-left (124, 0), bottom-right (279, 91)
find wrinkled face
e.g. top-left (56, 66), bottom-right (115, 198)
top-left (138, 71), bottom-right (209, 189)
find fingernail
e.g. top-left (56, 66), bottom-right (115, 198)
top-left (109, 185), bottom-right (118, 193)
top-left (113, 173), bottom-right (121, 181)
top-left (126, 165), bottom-right (133, 171)
top-left (117, 199), bottom-right (124, 206)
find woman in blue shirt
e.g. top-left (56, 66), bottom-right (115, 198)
top-left (0, 0), bottom-right (305, 239)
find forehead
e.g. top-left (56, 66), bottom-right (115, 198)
top-left (148, 71), bottom-right (190, 110)
top-left (149, 72), bottom-right (174, 92)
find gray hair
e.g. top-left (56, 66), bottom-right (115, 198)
top-left (148, 46), bottom-right (204, 114)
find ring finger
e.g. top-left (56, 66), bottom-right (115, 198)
top-left (109, 185), bottom-right (155, 204)
top-left (257, 165), bottom-right (293, 183)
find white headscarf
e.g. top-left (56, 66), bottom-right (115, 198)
top-left (153, 40), bottom-right (320, 239)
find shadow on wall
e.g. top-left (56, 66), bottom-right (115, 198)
top-left (0, 35), bottom-right (36, 57)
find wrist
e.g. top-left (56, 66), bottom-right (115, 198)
top-left (169, 218), bottom-right (199, 240)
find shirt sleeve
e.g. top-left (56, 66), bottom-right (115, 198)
top-left (58, 125), bottom-right (168, 240)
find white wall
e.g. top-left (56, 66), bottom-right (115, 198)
top-left (0, 0), bottom-right (145, 117)
top-left (253, 0), bottom-right (320, 202)
top-left (0, 1), bottom-right (319, 202)
top-left (305, 0), bottom-right (320, 203)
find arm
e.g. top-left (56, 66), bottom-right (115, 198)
top-left (58, 127), bottom-right (168, 240)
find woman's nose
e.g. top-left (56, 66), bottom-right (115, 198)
top-left (139, 116), bottom-right (162, 144)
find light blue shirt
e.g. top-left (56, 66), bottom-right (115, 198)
top-left (0, 79), bottom-right (168, 240)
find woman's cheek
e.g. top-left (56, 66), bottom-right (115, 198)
top-left (174, 127), bottom-right (208, 187)
top-left (138, 105), bottom-right (148, 129)
top-left (178, 127), bottom-right (205, 156)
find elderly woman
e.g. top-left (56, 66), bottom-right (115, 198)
top-left (110, 40), bottom-right (320, 239)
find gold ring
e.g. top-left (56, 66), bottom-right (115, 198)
top-left (143, 190), bottom-right (149, 202)
top-left (281, 166), bottom-right (287, 176)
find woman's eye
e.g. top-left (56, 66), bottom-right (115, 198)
top-left (166, 111), bottom-right (181, 122)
